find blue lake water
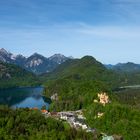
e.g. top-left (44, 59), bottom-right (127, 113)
top-left (0, 87), bottom-right (51, 109)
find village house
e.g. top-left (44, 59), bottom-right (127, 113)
top-left (82, 124), bottom-right (88, 130)
top-left (73, 121), bottom-right (88, 130)
top-left (50, 93), bottom-right (59, 101)
top-left (86, 128), bottom-right (96, 133)
top-left (60, 114), bottom-right (68, 120)
top-left (58, 112), bottom-right (74, 120)
top-left (94, 99), bottom-right (98, 103)
top-left (77, 114), bottom-right (86, 119)
top-left (97, 112), bottom-right (104, 118)
top-left (94, 112), bottom-right (104, 119)
top-left (41, 110), bottom-right (48, 114)
top-left (50, 112), bottom-right (58, 117)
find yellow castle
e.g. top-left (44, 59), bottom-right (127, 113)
top-left (98, 92), bottom-right (109, 106)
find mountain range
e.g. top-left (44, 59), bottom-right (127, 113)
top-left (0, 48), bottom-right (70, 74)
top-left (1, 48), bottom-right (140, 75)
top-left (105, 62), bottom-right (140, 72)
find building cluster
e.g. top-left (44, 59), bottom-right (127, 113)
top-left (57, 111), bottom-right (95, 133)
top-left (30, 108), bottom-right (95, 133)
top-left (41, 110), bottom-right (95, 133)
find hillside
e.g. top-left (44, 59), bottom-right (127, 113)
top-left (0, 61), bottom-right (39, 88)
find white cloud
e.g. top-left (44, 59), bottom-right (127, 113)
top-left (0, 22), bottom-right (140, 41)
top-left (72, 23), bottom-right (140, 39)
top-left (48, 22), bottom-right (140, 40)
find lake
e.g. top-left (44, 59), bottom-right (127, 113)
top-left (0, 87), bottom-right (51, 109)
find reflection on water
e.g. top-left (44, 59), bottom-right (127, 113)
top-left (0, 87), bottom-right (50, 109)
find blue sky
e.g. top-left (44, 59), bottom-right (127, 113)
top-left (0, 0), bottom-right (140, 64)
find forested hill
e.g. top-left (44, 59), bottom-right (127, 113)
top-left (43, 56), bottom-right (125, 110)
top-left (44, 56), bottom-right (107, 79)
top-left (43, 56), bottom-right (125, 88)
top-left (0, 61), bottom-right (39, 88)
top-left (43, 56), bottom-right (140, 89)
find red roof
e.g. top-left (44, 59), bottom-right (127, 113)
top-left (41, 110), bottom-right (48, 113)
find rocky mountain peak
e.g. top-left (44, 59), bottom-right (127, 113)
top-left (0, 48), bottom-right (71, 74)
top-left (50, 53), bottom-right (65, 58)
top-left (49, 53), bottom-right (69, 64)
top-left (0, 48), bottom-right (8, 54)
top-left (0, 48), bottom-right (11, 56)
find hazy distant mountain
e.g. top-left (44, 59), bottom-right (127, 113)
top-left (106, 62), bottom-right (140, 72)
top-left (0, 48), bottom-right (71, 74)
top-left (105, 64), bottom-right (114, 69)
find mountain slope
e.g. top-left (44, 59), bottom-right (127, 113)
top-left (0, 61), bottom-right (39, 88)
top-left (48, 54), bottom-right (69, 64)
